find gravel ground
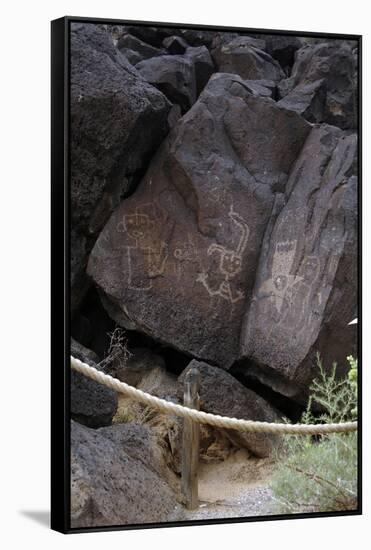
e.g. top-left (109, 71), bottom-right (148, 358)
top-left (179, 449), bottom-right (277, 521)
top-left (183, 485), bottom-right (275, 520)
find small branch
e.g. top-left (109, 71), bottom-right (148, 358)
top-left (288, 465), bottom-right (354, 506)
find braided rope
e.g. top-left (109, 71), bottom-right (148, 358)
top-left (71, 356), bottom-right (357, 435)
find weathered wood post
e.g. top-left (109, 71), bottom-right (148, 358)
top-left (181, 367), bottom-right (200, 510)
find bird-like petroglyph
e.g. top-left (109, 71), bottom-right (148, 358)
top-left (197, 206), bottom-right (249, 303)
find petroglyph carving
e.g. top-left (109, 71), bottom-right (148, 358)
top-left (258, 240), bottom-right (302, 316)
top-left (284, 255), bottom-right (321, 334)
top-left (257, 241), bottom-right (323, 334)
top-left (174, 233), bottom-right (198, 262)
top-left (197, 206), bottom-right (249, 303)
top-left (117, 205), bottom-right (168, 291)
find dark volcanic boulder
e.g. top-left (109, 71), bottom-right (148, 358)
top-left (117, 33), bottom-right (165, 64)
top-left (211, 33), bottom-right (265, 55)
top-left (177, 29), bottom-right (216, 47)
top-left (88, 73), bottom-right (311, 368)
top-left (258, 35), bottom-right (303, 72)
top-left (70, 23), bottom-right (171, 312)
top-left (118, 25), bottom-right (173, 47)
top-left (135, 54), bottom-right (197, 113)
top-left (71, 339), bottom-right (118, 428)
top-left (178, 361), bottom-right (282, 457)
top-left (114, 347), bottom-right (177, 399)
top-left (212, 36), bottom-right (285, 82)
top-left (278, 41), bottom-right (357, 129)
top-left (232, 78), bottom-right (276, 98)
top-left (71, 421), bottom-right (181, 528)
top-left (163, 35), bottom-right (189, 54)
top-left (240, 124), bottom-right (357, 401)
top-left (185, 46), bottom-right (215, 95)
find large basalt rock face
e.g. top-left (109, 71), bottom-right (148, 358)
top-left (70, 23), bottom-right (171, 312)
top-left (212, 36), bottom-right (285, 82)
top-left (71, 421), bottom-right (181, 528)
top-left (178, 361), bottom-right (282, 457)
top-left (278, 41), bottom-right (357, 129)
top-left (240, 124), bottom-right (357, 400)
top-left (88, 73), bottom-right (311, 368)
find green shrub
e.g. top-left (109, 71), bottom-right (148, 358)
top-left (269, 355), bottom-right (358, 514)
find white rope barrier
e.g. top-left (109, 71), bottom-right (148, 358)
top-left (71, 356), bottom-right (358, 435)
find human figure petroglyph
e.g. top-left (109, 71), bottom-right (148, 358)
top-left (257, 242), bottom-right (322, 337)
top-left (258, 240), bottom-right (303, 319)
top-left (197, 206), bottom-right (249, 304)
top-left (117, 204), bottom-right (168, 291)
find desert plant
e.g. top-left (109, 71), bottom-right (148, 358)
top-left (269, 354), bottom-right (358, 514)
top-left (97, 326), bottom-right (132, 374)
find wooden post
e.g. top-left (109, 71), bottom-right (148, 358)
top-left (181, 367), bottom-right (200, 510)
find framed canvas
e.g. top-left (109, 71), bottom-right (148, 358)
top-left (51, 16), bottom-right (362, 534)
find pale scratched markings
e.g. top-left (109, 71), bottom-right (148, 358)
top-left (256, 238), bottom-right (323, 340)
top-left (258, 239), bottom-right (301, 317)
top-left (173, 233), bottom-right (201, 281)
top-left (197, 205), bottom-right (249, 304)
top-left (116, 203), bottom-right (169, 291)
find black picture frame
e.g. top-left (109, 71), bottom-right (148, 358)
top-left (51, 15), bottom-right (362, 534)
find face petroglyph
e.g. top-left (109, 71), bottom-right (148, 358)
top-left (117, 211), bottom-right (155, 244)
top-left (219, 250), bottom-right (242, 278)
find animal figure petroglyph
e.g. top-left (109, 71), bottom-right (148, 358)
top-left (197, 206), bottom-right (249, 304)
top-left (117, 205), bottom-right (168, 291)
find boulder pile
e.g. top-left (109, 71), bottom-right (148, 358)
top-left (69, 22), bottom-right (358, 527)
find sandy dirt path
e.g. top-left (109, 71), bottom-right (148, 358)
top-left (180, 449), bottom-right (276, 520)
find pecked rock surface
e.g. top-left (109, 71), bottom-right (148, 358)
top-left (178, 360), bottom-right (282, 457)
top-left (71, 420), bottom-right (181, 528)
top-left (70, 23), bottom-right (171, 312)
top-left (240, 124), bottom-right (357, 400)
top-left (88, 73), bottom-right (311, 368)
top-left (278, 41), bottom-right (357, 129)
